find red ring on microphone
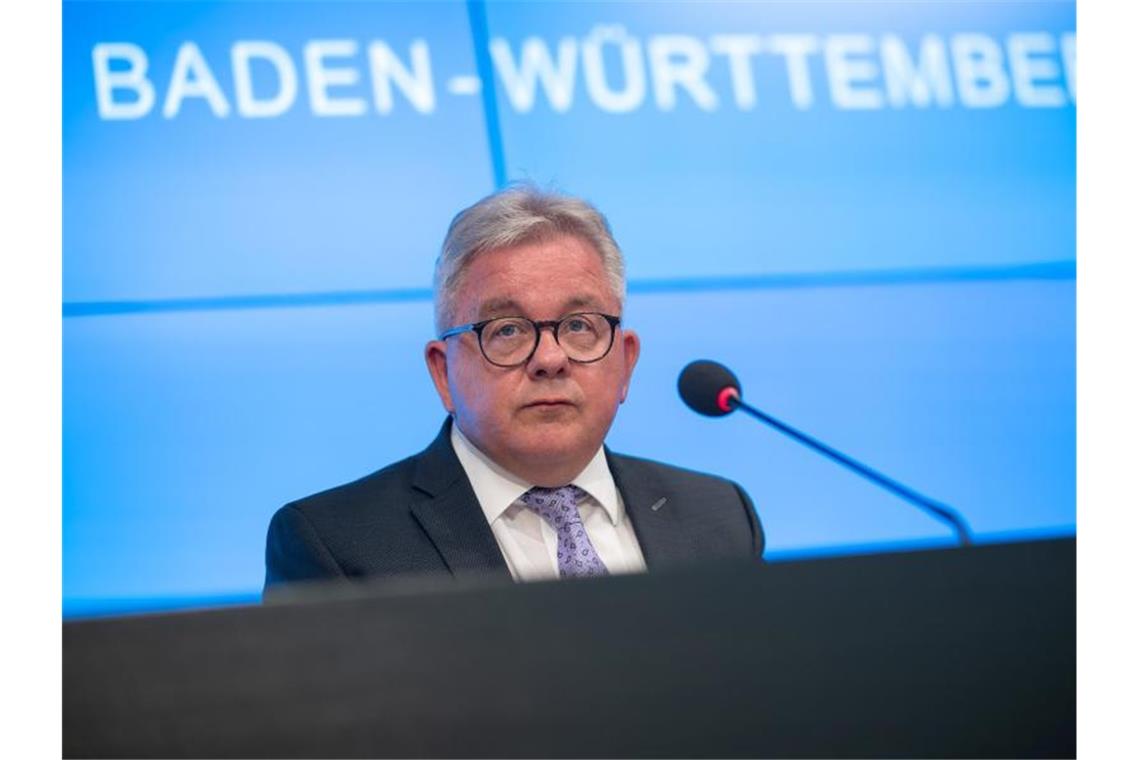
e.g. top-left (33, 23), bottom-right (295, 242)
top-left (716, 387), bottom-right (740, 413)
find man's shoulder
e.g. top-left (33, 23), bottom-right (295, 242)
top-left (282, 452), bottom-right (422, 520)
top-left (264, 431), bottom-right (468, 589)
top-left (607, 450), bottom-right (764, 559)
top-left (278, 420), bottom-right (455, 525)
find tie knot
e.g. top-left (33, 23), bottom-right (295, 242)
top-left (520, 485), bottom-right (586, 526)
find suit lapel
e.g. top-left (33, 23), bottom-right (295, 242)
top-left (608, 450), bottom-right (696, 571)
top-left (407, 424), bottom-right (692, 577)
top-left (409, 420), bottom-right (511, 580)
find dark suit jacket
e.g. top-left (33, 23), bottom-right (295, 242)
top-left (265, 419), bottom-right (763, 595)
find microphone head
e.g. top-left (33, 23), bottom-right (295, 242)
top-left (678, 360), bottom-right (742, 417)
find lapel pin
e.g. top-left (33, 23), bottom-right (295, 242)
top-left (650, 497), bottom-right (667, 512)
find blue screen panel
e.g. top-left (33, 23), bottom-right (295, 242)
top-left (63, 299), bottom-right (446, 608)
top-left (64, 1), bottom-right (492, 302)
top-left (485, 0), bottom-right (1075, 279)
top-left (612, 278), bottom-right (1075, 555)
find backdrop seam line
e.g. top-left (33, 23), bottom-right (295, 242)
top-left (61, 261), bottom-right (1077, 318)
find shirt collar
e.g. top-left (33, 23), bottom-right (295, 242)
top-left (570, 442), bottom-right (623, 526)
top-left (449, 422), bottom-right (623, 526)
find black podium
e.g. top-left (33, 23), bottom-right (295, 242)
top-left (64, 537), bottom-right (1074, 758)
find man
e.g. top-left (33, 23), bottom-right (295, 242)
top-left (265, 186), bottom-right (763, 593)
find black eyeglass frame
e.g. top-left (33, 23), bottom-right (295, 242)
top-left (438, 312), bottom-right (622, 368)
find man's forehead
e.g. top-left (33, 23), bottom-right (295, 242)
top-left (475, 294), bottom-right (606, 319)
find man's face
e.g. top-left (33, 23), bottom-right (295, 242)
top-left (425, 234), bottom-right (640, 486)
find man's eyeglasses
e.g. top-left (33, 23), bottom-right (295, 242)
top-left (439, 312), bottom-right (621, 368)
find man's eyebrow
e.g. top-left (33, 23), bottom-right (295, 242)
top-left (562, 295), bottom-right (603, 311)
top-left (476, 298), bottom-right (522, 319)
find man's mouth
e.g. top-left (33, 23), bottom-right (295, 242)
top-left (524, 399), bottom-right (574, 408)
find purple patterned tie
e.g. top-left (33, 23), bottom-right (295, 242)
top-left (520, 485), bottom-right (609, 578)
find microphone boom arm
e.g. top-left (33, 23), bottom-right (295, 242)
top-left (727, 394), bottom-right (973, 547)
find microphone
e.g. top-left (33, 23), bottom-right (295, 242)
top-left (678, 360), bottom-right (973, 547)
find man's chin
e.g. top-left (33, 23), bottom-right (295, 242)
top-left (511, 424), bottom-right (597, 464)
top-left (515, 423), bottom-right (580, 452)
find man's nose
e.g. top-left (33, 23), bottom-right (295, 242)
top-left (527, 326), bottom-right (570, 377)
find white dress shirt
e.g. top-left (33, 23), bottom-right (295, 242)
top-left (450, 422), bottom-right (648, 581)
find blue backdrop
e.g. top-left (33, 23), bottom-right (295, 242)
top-left (63, 0), bottom-right (1075, 617)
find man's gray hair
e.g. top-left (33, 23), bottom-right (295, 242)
top-left (433, 184), bottom-right (627, 334)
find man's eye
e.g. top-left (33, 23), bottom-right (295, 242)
top-left (489, 321), bottom-right (528, 339)
top-left (565, 318), bottom-right (589, 332)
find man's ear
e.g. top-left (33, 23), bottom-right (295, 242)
top-left (617, 328), bottom-right (640, 404)
top-left (424, 340), bottom-right (455, 413)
